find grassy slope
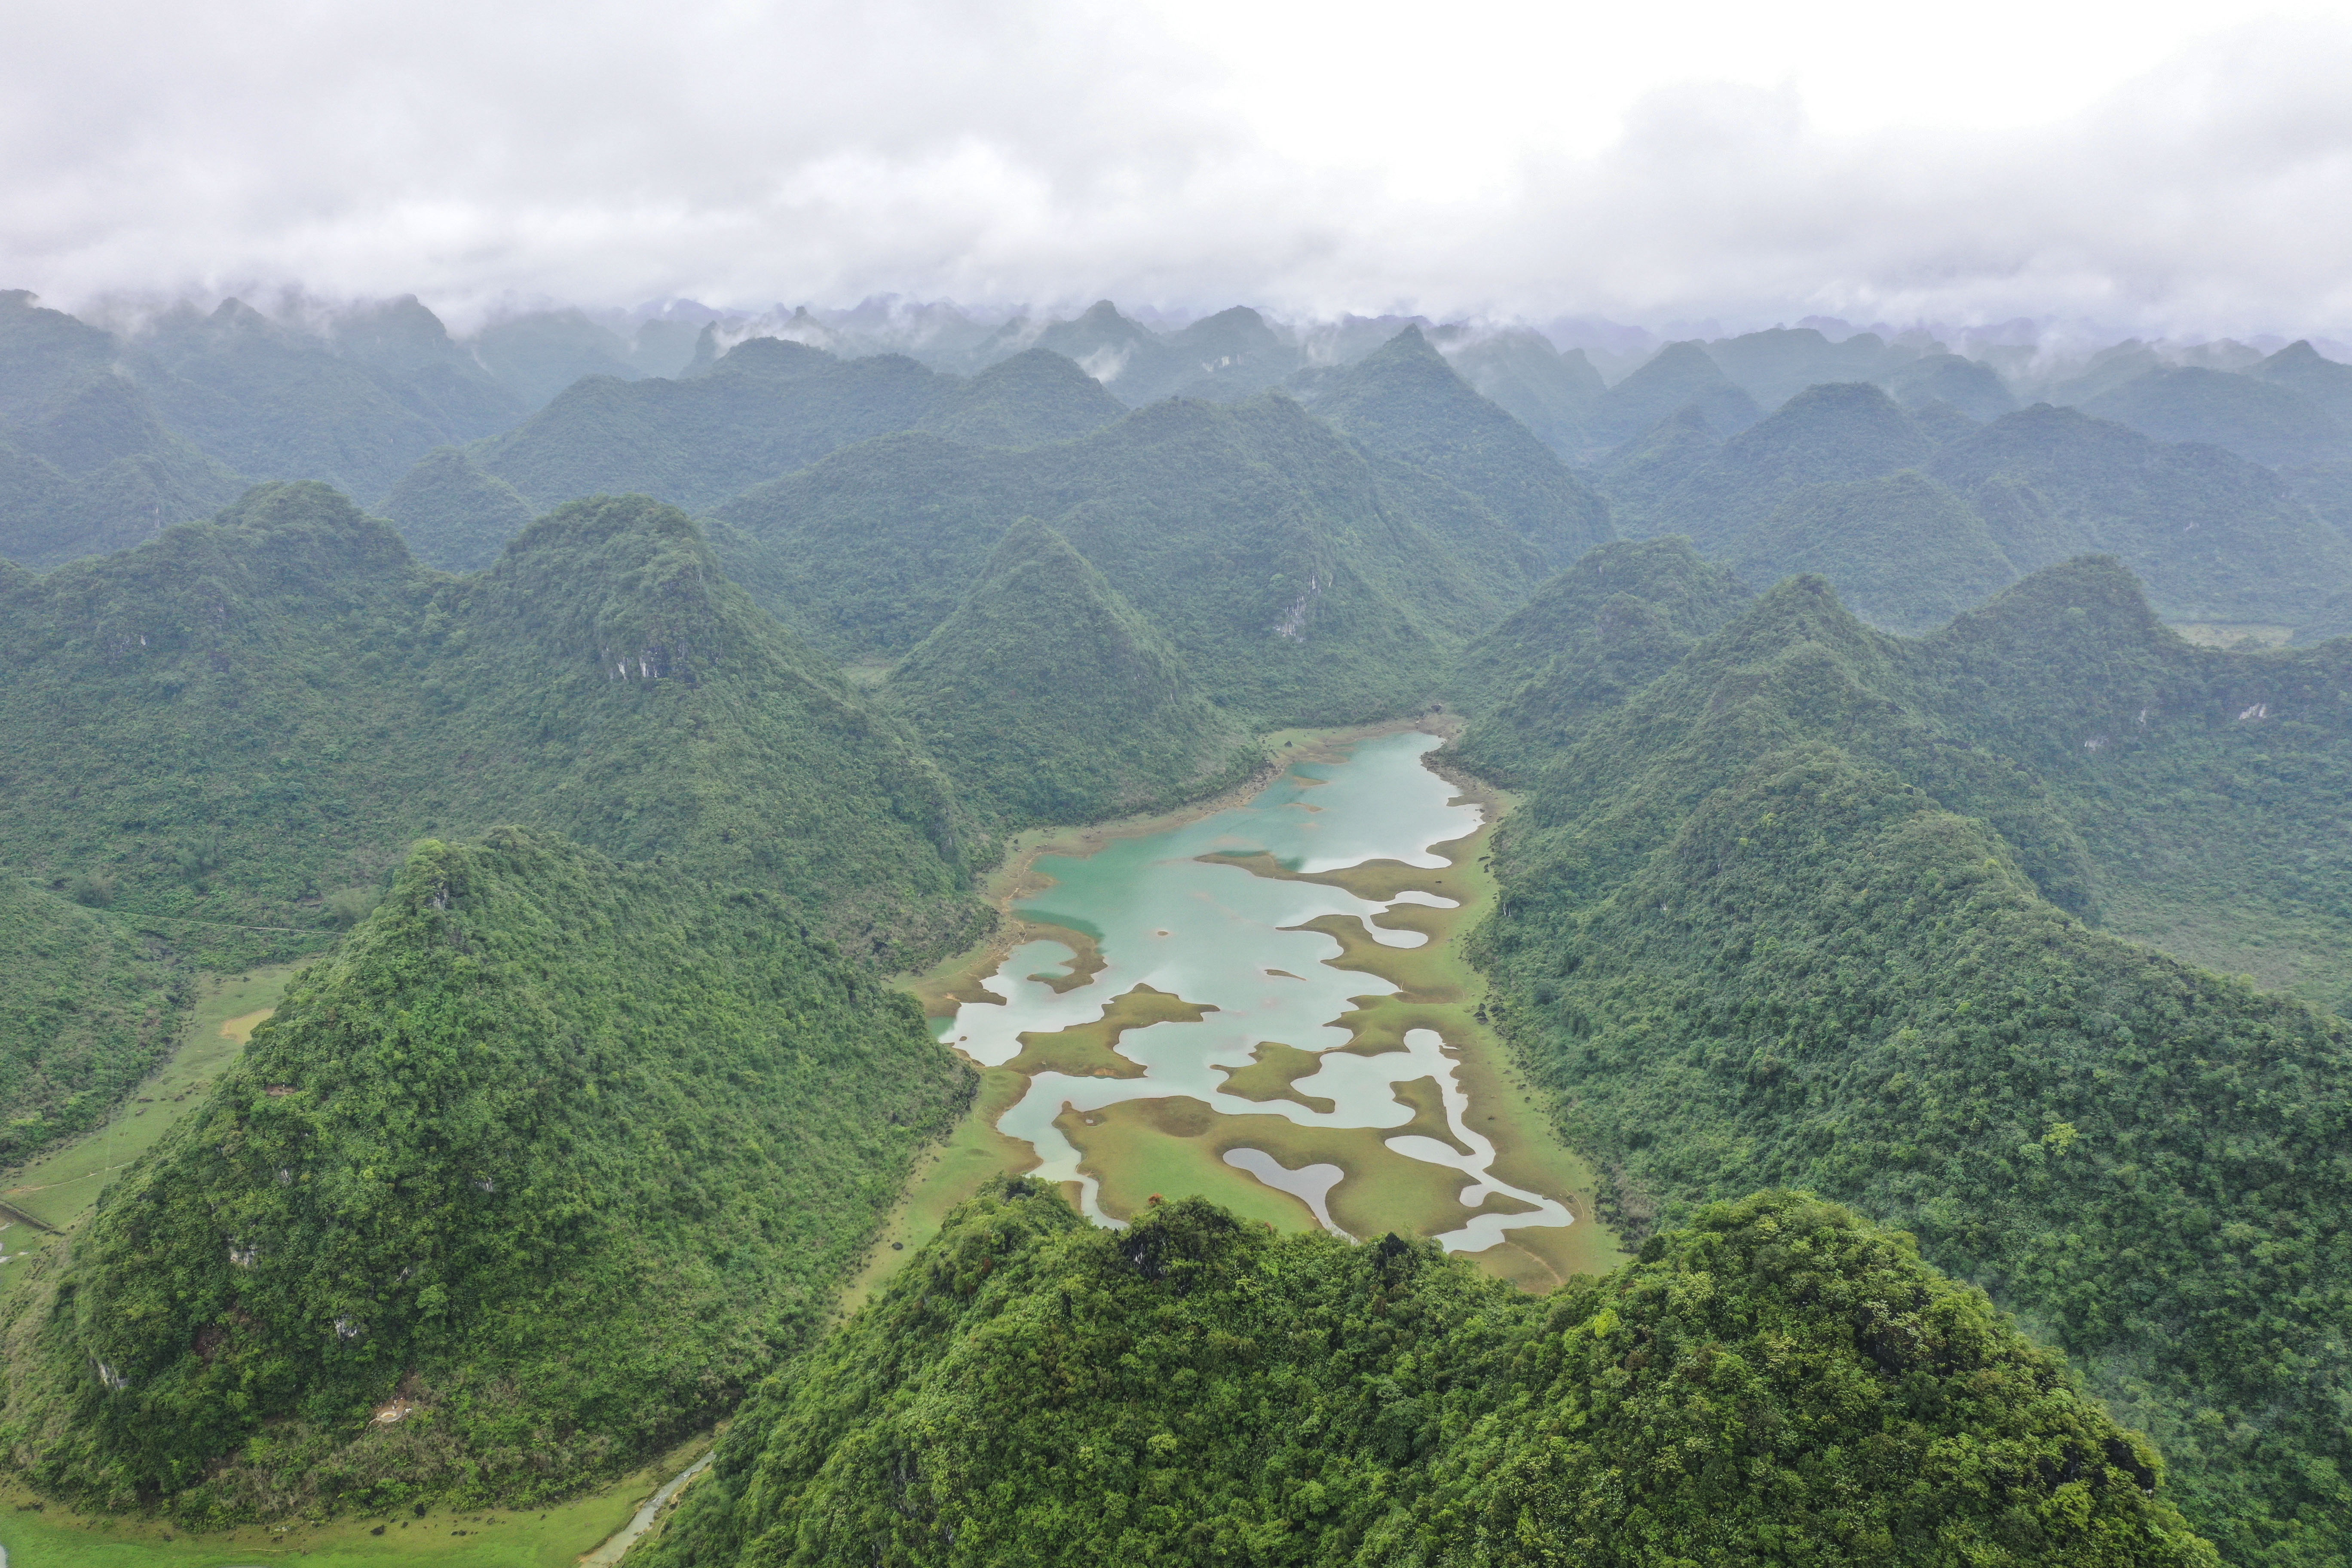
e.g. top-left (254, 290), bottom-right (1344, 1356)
top-left (640, 1183), bottom-right (2210, 1568)
top-left (1455, 562), bottom-right (2352, 1566)
top-left (882, 517), bottom-right (1261, 832)
top-left (0, 827), bottom-right (971, 1522)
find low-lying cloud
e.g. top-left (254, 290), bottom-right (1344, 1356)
top-left (5, 0), bottom-right (2350, 338)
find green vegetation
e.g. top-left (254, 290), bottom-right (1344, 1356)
top-left (1927, 404), bottom-right (2352, 637)
top-left (912, 346), bottom-right (1125, 449)
top-left (883, 518), bottom-right (1261, 832)
top-left (1881, 352), bottom-right (2019, 422)
top-left (0, 827), bottom-right (971, 1522)
top-left (1728, 469), bottom-right (2019, 634)
top-left (2082, 365), bottom-right (2348, 469)
top-left (374, 446), bottom-right (537, 571)
top-left (1438, 327), bottom-right (1604, 457)
top-left (0, 877), bottom-right (188, 1166)
top-left (1704, 325), bottom-right (1911, 412)
top-left (473, 338), bottom-right (944, 511)
top-left (714, 395), bottom-right (1545, 724)
top-left (1634, 382), bottom-right (1935, 553)
top-left (2250, 340), bottom-right (2352, 426)
top-left (1448, 536), bottom-right (1749, 722)
top-left (0, 481), bottom-right (980, 966)
top-left (1297, 325), bottom-right (1614, 566)
top-left (1582, 340), bottom-right (1763, 450)
top-left (640, 1182), bottom-right (2211, 1567)
top-left (1455, 560), bottom-right (2352, 1564)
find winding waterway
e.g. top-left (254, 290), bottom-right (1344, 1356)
top-left (944, 730), bottom-right (1577, 1253)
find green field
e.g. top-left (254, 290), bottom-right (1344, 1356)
top-left (0, 1433), bottom-right (708, 1568)
top-left (0, 966), bottom-right (299, 1290)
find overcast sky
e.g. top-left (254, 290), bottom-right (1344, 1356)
top-left (6, 0), bottom-right (2352, 336)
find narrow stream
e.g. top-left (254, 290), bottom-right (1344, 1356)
top-left (946, 731), bottom-right (1573, 1251)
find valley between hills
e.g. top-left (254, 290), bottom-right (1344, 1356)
top-left (3, 291), bottom-right (2351, 1566)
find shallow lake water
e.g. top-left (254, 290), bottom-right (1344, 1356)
top-left (944, 730), bottom-right (1574, 1252)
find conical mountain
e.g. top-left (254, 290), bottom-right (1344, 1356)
top-left (1644, 381), bottom-right (1935, 551)
top-left (1160, 305), bottom-right (1300, 401)
top-left (0, 482), bottom-right (979, 963)
top-left (914, 346), bottom-right (1126, 448)
top-left (1880, 352), bottom-right (2018, 421)
top-left (1439, 327), bottom-right (1605, 455)
top-left (375, 444), bottom-right (536, 570)
top-left (1728, 469), bottom-right (2018, 634)
top-left (715, 394), bottom-right (1543, 725)
top-left (2082, 364), bottom-right (2347, 468)
top-left (1447, 535), bottom-right (1750, 729)
top-left (1927, 402), bottom-right (2352, 632)
top-left (1458, 551), bottom-right (2352, 1553)
top-left (1705, 325), bottom-right (1908, 409)
top-left (1591, 403), bottom-right (1722, 536)
top-left (2251, 339), bottom-right (2352, 424)
top-left (643, 1185), bottom-right (2209, 1568)
top-left (1583, 340), bottom-right (1762, 448)
top-left (1031, 301), bottom-right (1182, 404)
top-left (1298, 326), bottom-right (1613, 566)
top-left (885, 518), bottom-right (1260, 829)
top-left (0, 373), bottom-right (243, 567)
top-left (0, 826), bottom-right (969, 1517)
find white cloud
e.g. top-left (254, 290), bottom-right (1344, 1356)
top-left (3, 0), bottom-right (2350, 337)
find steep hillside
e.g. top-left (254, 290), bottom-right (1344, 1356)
top-left (469, 309), bottom-right (640, 409)
top-left (2082, 365), bottom-right (2348, 468)
top-left (473, 337), bottom-right (945, 511)
top-left (0, 827), bottom-right (971, 1522)
top-left (1296, 326), bottom-right (1613, 567)
top-left (0, 483), bottom-right (979, 964)
top-left (1881, 352), bottom-right (2018, 421)
top-left (1583, 340), bottom-right (1762, 449)
top-left (1027, 300), bottom-right (1185, 403)
top-left (119, 300), bottom-right (450, 501)
top-left (1635, 382), bottom-right (1934, 552)
top-left (0, 875), bottom-right (188, 1165)
top-left (884, 519), bottom-right (1259, 830)
top-left (1728, 469), bottom-right (2018, 634)
top-left (641, 1182), bottom-right (2210, 1568)
top-left (1926, 403), bottom-right (2352, 634)
top-left (1588, 404), bottom-right (1722, 535)
top-left (712, 395), bottom-right (1546, 724)
top-left (374, 445), bottom-right (537, 571)
top-left (1155, 306), bottom-right (1302, 402)
top-left (1457, 568), bottom-right (2352, 1564)
top-left (912, 346), bottom-right (1126, 448)
top-left (328, 296), bottom-right (527, 444)
top-left (1447, 536), bottom-right (1749, 723)
top-left (1438, 327), bottom-right (1604, 455)
top-left (2250, 340), bottom-right (2352, 424)
top-left (1706, 325), bottom-right (1912, 410)
top-left (0, 374), bottom-right (244, 568)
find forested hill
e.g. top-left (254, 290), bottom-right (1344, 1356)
top-left (0, 481), bottom-right (980, 965)
top-left (1292, 325), bottom-right (1614, 567)
top-left (0, 875), bottom-right (188, 1166)
top-left (0, 827), bottom-right (971, 1521)
top-left (642, 1181), bottom-right (2212, 1567)
top-left (713, 394), bottom-right (1547, 724)
top-left (1449, 553), bottom-right (2352, 1565)
top-left (883, 518), bottom-right (1262, 830)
